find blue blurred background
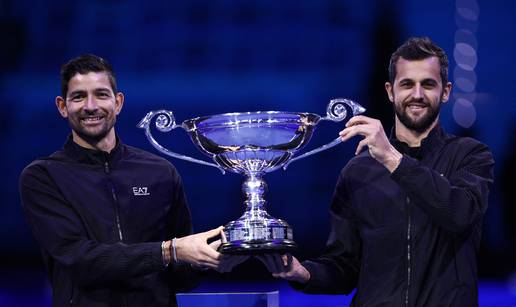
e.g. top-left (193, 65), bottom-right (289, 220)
top-left (1, 0), bottom-right (516, 305)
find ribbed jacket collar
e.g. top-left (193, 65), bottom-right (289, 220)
top-left (63, 134), bottom-right (124, 165)
top-left (389, 124), bottom-right (446, 160)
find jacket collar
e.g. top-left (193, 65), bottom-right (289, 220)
top-left (63, 134), bottom-right (124, 165)
top-left (389, 123), bottom-right (446, 160)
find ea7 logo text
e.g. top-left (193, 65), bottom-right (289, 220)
top-left (132, 187), bottom-right (150, 196)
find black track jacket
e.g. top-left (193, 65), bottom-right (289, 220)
top-left (20, 136), bottom-right (198, 307)
top-left (295, 125), bottom-right (494, 307)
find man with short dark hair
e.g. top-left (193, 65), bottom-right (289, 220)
top-left (259, 37), bottom-right (494, 306)
top-left (19, 54), bottom-right (243, 307)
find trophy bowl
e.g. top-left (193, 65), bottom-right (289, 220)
top-left (138, 98), bottom-right (365, 254)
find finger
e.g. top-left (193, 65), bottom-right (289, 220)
top-left (281, 254), bottom-right (289, 267)
top-left (338, 128), bottom-right (348, 137)
top-left (199, 252), bottom-right (222, 267)
top-left (276, 254), bottom-right (290, 273)
top-left (269, 254), bottom-right (287, 273)
top-left (278, 255), bottom-right (290, 273)
top-left (345, 115), bottom-right (373, 127)
top-left (200, 226), bottom-right (224, 240)
top-left (220, 229), bottom-right (228, 243)
top-left (340, 126), bottom-right (367, 142)
top-left (355, 139), bottom-right (369, 155)
top-left (193, 255), bottom-right (220, 268)
top-left (209, 239), bottom-right (222, 250)
top-left (291, 255), bottom-right (299, 266)
top-left (348, 124), bottom-right (374, 139)
top-left (282, 254), bottom-right (293, 268)
top-left (202, 246), bottom-right (222, 262)
top-left (199, 261), bottom-right (219, 269)
top-left (339, 127), bottom-right (354, 142)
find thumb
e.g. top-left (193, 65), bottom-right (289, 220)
top-left (200, 226), bottom-right (224, 240)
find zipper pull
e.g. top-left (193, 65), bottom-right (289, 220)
top-left (104, 161), bottom-right (110, 174)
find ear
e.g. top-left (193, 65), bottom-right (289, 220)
top-left (115, 92), bottom-right (124, 115)
top-left (441, 82), bottom-right (452, 103)
top-left (385, 82), bottom-right (394, 102)
top-left (55, 96), bottom-right (68, 118)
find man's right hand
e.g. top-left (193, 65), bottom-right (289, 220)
top-left (256, 254), bottom-right (310, 284)
top-left (175, 226), bottom-right (223, 269)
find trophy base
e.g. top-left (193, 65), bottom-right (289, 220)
top-left (219, 217), bottom-right (296, 255)
top-left (219, 240), bottom-right (297, 255)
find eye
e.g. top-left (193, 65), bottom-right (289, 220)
top-left (97, 92), bottom-right (111, 99)
top-left (422, 81), bottom-right (437, 89)
top-left (400, 81), bottom-right (413, 88)
top-left (70, 94), bottom-right (84, 102)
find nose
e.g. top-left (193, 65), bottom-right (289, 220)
top-left (83, 95), bottom-right (98, 112)
top-left (412, 84), bottom-right (424, 100)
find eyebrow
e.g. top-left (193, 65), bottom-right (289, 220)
top-left (67, 87), bottom-right (112, 97)
top-left (95, 87), bottom-right (112, 92)
top-left (398, 78), bottom-right (438, 84)
top-left (67, 90), bottom-right (86, 97)
top-left (421, 78), bottom-right (438, 84)
top-left (398, 78), bottom-right (414, 84)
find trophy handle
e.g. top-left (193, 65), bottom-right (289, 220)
top-left (283, 98), bottom-right (365, 170)
top-left (137, 110), bottom-right (226, 174)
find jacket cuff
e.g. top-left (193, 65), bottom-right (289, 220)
top-left (148, 241), bottom-right (167, 271)
top-left (390, 154), bottom-right (419, 181)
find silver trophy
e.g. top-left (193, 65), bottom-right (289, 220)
top-left (138, 98), bottom-right (365, 254)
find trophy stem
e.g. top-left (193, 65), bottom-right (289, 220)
top-left (219, 172), bottom-right (296, 254)
top-left (242, 173), bottom-right (267, 215)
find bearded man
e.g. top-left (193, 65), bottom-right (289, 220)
top-left (258, 37), bottom-right (494, 307)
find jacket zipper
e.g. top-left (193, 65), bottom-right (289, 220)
top-left (405, 196), bottom-right (412, 307)
top-left (105, 161), bottom-right (124, 242)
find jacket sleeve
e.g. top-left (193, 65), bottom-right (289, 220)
top-left (166, 165), bottom-right (199, 293)
top-left (20, 162), bottom-right (166, 286)
top-left (391, 139), bottom-right (494, 234)
top-left (291, 170), bottom-right (361, 294)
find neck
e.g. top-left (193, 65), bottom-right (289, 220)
top-left (394, 117), bottom-right (438, 147)
top-left (72, 129), bottom-right (117, 153)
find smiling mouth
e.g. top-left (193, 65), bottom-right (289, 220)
top-left (81, 116), bottom-right (104, 123)
top-left (406, 103), bottom-right (428, 111)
